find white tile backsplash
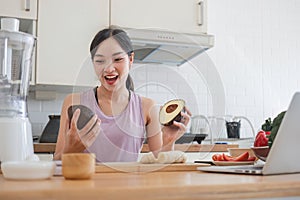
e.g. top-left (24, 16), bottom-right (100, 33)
top-left (28, 0), bottom-right (300, 142)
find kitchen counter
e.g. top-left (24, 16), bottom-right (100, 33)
top-left (33, 143), bottom-right (239, 153)
top-left (1, 170), bottom-right (300, 199)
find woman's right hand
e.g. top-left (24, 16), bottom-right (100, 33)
top-left (63, 109), bottom-right (101, 153)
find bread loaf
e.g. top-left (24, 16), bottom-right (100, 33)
top-left (140, 151), bottom-right (187, 164)
top-left (157, 151), bottom-right (187, 164)
top-left (139, 152), bottom-right (157, 164)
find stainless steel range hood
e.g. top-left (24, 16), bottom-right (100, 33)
top-left (124, 28), bottom-right (214, 66)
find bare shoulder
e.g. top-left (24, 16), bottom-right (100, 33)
top-left (140, 96), bottom-right (156, 111)
top-left (140, 96), bottom-right (160, 125)
top-left (61, 93), bottom-right (81, 116)
top-left (63, 93), bottom-right (81, 106)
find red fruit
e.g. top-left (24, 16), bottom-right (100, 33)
top-left (265, 131), bottom-right (271, 135)
top-left (222, 153), bottom-right (234, 161)
top-left (254, 131), bottom-right (269, 147)
top-left (233, 152), bottom-right (249, 161)
top-left (212, 154), bottom-right (218, 161)
top-left (216, 154), bottom-right (224, 161)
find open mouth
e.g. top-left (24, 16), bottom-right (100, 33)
top-left (104, 75), bottom-right (119, 85)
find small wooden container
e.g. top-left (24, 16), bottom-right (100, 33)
top-left (62, 153), bottom-right (95, 180)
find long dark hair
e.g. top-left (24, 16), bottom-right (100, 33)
top-left (90, 27), bottom-right (134, 91)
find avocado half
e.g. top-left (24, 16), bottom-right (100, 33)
top-left (159, 99), bottom-right (185, 126)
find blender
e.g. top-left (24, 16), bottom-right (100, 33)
top-left (0, 18), bottom-right (36, 162)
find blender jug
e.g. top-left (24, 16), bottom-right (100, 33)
top-left (0, 18), bottom-right (36, 162)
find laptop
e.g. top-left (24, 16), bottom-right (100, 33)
top-left (198, 92), bottom-right (300, 175)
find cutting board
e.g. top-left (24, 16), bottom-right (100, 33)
top-left (95, 162), bottom-right (210, 173)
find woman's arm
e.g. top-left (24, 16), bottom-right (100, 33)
top-left (53, 94), bottom-right (100, 160)
top-left (54, 94), bottom-right (81, 160)
top-left (142, 97), bottom-right (191, 157)
top-left (142, 97), bottom-right (162, 157)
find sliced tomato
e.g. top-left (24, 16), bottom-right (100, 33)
top-left (222, 153), bottom-right (234, 161)
top-left (216, 154), bottom-right (224, 161)
top-left (212, 154), bottom-right (218, 161)
top-left (233, 152), bottom-right (249, 161)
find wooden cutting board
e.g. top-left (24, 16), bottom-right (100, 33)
top-left (95, 162), bottom-right (210, 173)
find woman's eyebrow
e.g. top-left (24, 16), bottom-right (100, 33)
top-left (94, 52), bottom-right (124, 57)
top-left (112, 52), bottom-right (125, 56)
top-left (94, 54), bottom-right (104, 58)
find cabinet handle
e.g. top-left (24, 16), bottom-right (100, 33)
top-left (197, 1), bottom-right (203, 26)
top-left (25, 0), bottom-right (30, 12)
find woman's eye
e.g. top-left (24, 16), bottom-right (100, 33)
top-left (95, 60), bottom-right (105, 64)
top-left (114, 57), bottom-right (124, 62)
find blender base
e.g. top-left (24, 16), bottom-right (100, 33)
top-left (0, 117), bottom-right (34, 162)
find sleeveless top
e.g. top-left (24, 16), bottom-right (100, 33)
top-left (80, 88), bottom-right (146, 162)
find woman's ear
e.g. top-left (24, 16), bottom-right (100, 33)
top-left (129, 52), bottom-right (134, 68)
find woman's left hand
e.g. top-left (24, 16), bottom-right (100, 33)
top-left (162, 107), bottom-right (192, 146)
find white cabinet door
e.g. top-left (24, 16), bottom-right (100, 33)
top-left (110, 0), bottom-right (207, 34)
top-left (36, 0), bottom-right (109, 86)
top-left (0, 0), bottom-right (37, 19)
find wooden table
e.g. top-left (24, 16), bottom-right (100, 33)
top-left (1, 170), bottom-right (300, 199)
top-left (34, 143), bottom-right (239, 153)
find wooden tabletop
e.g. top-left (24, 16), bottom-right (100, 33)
top-left (34, 143), bottom-right (239, 153)
top-left (1, 170), bottom-right (300, 199)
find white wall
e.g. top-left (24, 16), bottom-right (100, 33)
top-left (28, 0), bottom-right (300, 140)
top-left (206, 0), bottom-right (300, 136)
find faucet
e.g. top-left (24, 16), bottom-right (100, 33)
top-left (232, 116), bottom-right (256, 139)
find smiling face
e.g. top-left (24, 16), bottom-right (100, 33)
top-left (92, 37), bottom-right (134, 92)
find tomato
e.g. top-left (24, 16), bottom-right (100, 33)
top-left (212, 154), bottom-right (218, 161)
top-left (222, 153), bottom-right (234, 161)
top-left (254, 131), bottom-right (269, 147)
top-left (216, 154), bottom-right (224, 161)
top-left (233, 152), bottom-right (249, 161)
top-left (212, 152), bottom-right (255, 162)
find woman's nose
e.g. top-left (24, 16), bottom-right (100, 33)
top-left (104, 62), bottom-right (116, 73)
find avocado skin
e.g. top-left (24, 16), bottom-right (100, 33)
top-left (164, 113), bottom-right (183, 126)
top-left (67, 105), bottom-right (95, 130)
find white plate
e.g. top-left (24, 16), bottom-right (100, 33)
top-left (1, 161), bottom-right (56, 180)
top-left (213, 161), bottom-right (255, 166)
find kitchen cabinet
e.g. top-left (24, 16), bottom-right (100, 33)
top-left (35, 0), bottom-right (208, 87)
top-left (0, 0), bottom-right (37, 20)
top-left (110, 0), bottom-right (207, 34)
top-left (36, 0), bottom-right (109, 86)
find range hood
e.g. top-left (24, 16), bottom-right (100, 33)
top-left (124, 28), bottom-right (214, 66)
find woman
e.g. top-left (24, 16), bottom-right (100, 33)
top-left (54, 27), bottom-right (191, 162)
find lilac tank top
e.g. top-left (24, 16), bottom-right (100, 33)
top-left (80, 88), bottom-right (146, 162)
